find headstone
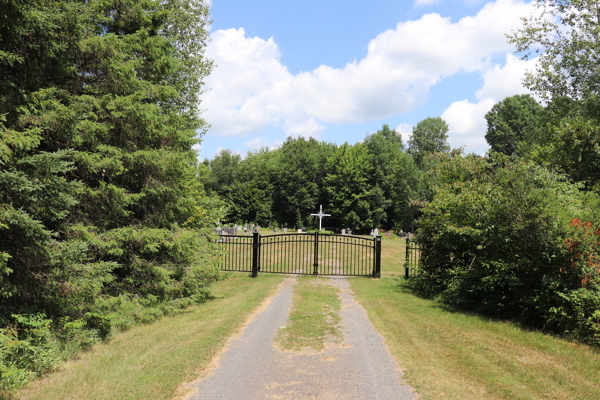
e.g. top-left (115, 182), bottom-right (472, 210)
top-left (297, 229), bottom-right (302, 233)
top-left (386, 231), bottom-right (393, 238)
top-left (370, 229), bottom-right (374, 236)
top-left (374, 228), bottom-right (379, 237)
top-left (301, 227), bottom-right (307, 232)
top-left (341, 229), bottom-right (346, 235)
top-left (216, 227), bottom-right (222, 235)
top-left (283, 228), bottom-right (288, 233)
top-left (347, 229), bottom-right (352, 235)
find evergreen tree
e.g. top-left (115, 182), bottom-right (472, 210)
top-left (1, 0), bottom-right (221, 342)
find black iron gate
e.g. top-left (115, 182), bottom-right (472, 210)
top-left (404, 238), bottom-right (422, 278)
top-left (217, 232), bottom-right (381, 277)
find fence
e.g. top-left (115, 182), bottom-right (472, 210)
top-left (404, 238), bottom-right (422, 278)
top-left (217, 232), bottom-right (381, 277)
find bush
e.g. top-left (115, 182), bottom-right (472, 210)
top-left (410, 154), bottom-right (600, 345)
top-left (0, 314), bottom-right (60, 392)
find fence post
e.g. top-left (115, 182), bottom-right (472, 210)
top-left (404, 238), bottom-right (410, 279)
top-left (313, 232), bottom-right (319, 275)
top-left (374, 235), bottom-right (381, 278)
top-left (252, 232), bottom-right (260, 277)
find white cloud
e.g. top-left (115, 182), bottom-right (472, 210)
top-left (395, 123), bottom-right (413, 141)
top-left (476, 53), bottom-right (537, 101)
top-left (442, 98), bottom-right (495, 152)
top-left (202, 0), bottom-right (535, 139)
top-left (441, 53), bottom-right (539, 154)
top-left (285, 118), bottom-right (326, 139)
top-left (243, 137), bottom-right (284, 151)
top-left (414, 0), bottom-right (444, 7)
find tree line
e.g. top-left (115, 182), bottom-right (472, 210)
top-left (204, 118), bottom-right (451, 233)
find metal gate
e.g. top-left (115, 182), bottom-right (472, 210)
top-left (404, 238), bottom-right (422, 278)
top-left (217, 232), bottom-right (381, 277)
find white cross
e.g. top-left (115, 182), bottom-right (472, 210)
top-left (310, 205), bottom-right (331, 231)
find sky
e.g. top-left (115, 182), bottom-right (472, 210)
top-left (196, 0), bottom-right (540, 160)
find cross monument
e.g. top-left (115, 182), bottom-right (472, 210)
top-left (310, 205), bottom-right (331, 231)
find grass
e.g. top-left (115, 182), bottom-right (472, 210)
top-left (276, 276), bottom-right (342, 352)
top-left (350, 277), bottom-right (600, 400)
top-left (15, 273), bottom-right (285, 400)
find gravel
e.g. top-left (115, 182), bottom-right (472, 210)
top-left (187, 276), bottom-right (417, 400)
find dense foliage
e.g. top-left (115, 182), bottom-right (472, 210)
top-left (206, 126), bottom-right (421, 232)
top-left (0, 0), bottom-right (222, 391)
top-left (411, 154), bottom-right (599, 345)
top-left (410, 0), bottom-right (600, 346)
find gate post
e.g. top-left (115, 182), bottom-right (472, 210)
top-left (252, 232), bottom-right (260, 277)
top-left (404, 238), bottom-right (410, 279)
top-left (313, 232), bottom-right (319, 275)
top-left (374, 235), bottom-right (381, 278)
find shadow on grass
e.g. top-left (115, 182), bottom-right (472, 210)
top-left (390, 277), bottom-right (593, 347)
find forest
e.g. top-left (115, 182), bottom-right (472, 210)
top-left (0, 0), bottom-right (598, 394)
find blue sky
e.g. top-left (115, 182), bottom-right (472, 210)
top-left (197, 0), bottom-right (539, 160)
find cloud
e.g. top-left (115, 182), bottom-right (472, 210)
top-left (285, 118), bottom-right (326, 139)
top-left (243, 137), bottom-right (284, 151)
top-left (441, 53), bottom-right (539, 154)
top-left (414, 0), bottom-right (445, 7)
top-left (202, 0), bottom-right (535, 140)
top-left (442, 98), bottom-right (495, 152)
top-left (395, 123), bottom-right (413, 142)
top-left (475, 53), bottom-right (537, 101)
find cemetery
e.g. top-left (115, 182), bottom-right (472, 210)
top-left (1, 0), bottom-right (598, 399)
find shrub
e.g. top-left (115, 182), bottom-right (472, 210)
top-left (411, 154), bottom-right (600, 345)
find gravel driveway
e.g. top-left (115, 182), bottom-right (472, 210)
top-left (185, 276), bottom-right (417, 400)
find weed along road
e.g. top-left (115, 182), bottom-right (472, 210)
top-left (183, 276), bottom-right (416, 400)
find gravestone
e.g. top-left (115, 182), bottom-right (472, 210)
top-left (341, 229), bottom-right (346, 235)
top-left (374, 228), bottom-right (379, 237)
top-left (347, 229), bottom-right (352, 235)
top-left (283, 228), bottom-right (288, 233)
top-left (370, 229), bottom-right (374, 236)
top-left (386, 231), bottom-right (393, 238)
top-left (297, 229), bottom-right (302, 233)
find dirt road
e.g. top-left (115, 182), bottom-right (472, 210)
top-left (185, 276), bottom-right (416, 400)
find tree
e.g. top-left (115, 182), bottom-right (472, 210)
top-left (364, 124), bottom-right (418, 229)
top-left (0, 0), bottom-right (220, 366)
top-left (485, 94), bottom-right (546, 156)
top-left (271, 137), bottom-right (334, 227)
top-left (208, 149), bottom-right (241, 198)
top-left (509, 0), bottom-right (600, 102)
top-left (225, 149), bottom-right (275, 225)
top-left (408, 117), bottom-right (450, 166)
top-left (324, 143), bottom-right (374, 231)
top-left (509, 1), bottom-right (600, 189)
top-left (412, 154), bottom-right (600, 345)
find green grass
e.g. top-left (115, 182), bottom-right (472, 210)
top-left (276, 276), bottom-right (342, 351)
top-left (350, 277), bottom-right (600, 400)
top-left (16, 274), bottom-right (285, 400)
